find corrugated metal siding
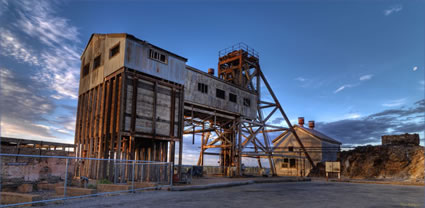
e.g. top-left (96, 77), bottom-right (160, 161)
top-left (124, 39), bottom-right (186, 85)
top-left (184, 68), bottom-right (257, 119)
top-left (79, 35), bottom-right (122, 95)
top-left (103, 37), bottom-right (125, 77)
top-left (124, 77), bottom-right (180, 137)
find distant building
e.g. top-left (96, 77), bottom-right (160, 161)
top-left (272, 118), bottom-right (341, 176)
top-left (381, 133), bottom-right (420, 146)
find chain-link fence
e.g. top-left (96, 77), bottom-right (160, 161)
top-left (173, 165), bottom-right (195, 184)
top-left (0, 153), bottom-right (172, 207)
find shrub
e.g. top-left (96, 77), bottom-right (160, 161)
top-left (97, 179), bottom-right (112, 184)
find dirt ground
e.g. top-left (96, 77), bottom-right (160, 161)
top-left (340, 145), bottom-right (424, 182)
top-left (38, 180), bottom-right (424, 208)
top-left (178, 175), bottom-right (306, 186)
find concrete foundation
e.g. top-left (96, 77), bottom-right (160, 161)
top-left (0, 192), bottom-right (41, 206)
top-left (55, 187), bottom-right (96, 197)
top-left (97, 184), bottom-right (132, 192)
top-left (17, 184), bottom-right (33, 193)
top-left (37, 182), bottom-right (64, 191)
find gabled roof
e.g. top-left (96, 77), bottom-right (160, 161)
top-left (81, 33), bottom-right (187, 61)
top-left (272, 125), bottom-right (342, 145)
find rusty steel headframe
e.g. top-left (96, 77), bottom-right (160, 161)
top-left (186, 43), bottom-right (315, 176)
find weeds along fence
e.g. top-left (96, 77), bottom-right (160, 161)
top-left (0, 153), bottom-right (172, 207)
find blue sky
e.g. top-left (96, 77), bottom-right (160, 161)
top-left (0, 1), bottom-right (424, 164)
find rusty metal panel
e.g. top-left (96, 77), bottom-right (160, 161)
top-left (103, 37), bottom-right (125, 78)
top-left (123, 74), bottom-right (180, 137)
top-left (79, 34), bottom-right (119, 95)
top-left (124, 39), bottom-right (186, 85)
top-left (184, 66), bottom-right (257, 119)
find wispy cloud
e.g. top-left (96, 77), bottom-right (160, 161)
top-left (359, 74), bottom-right (373, 81)
top-left (0, 0), bottom-right (8, 16)
top-left (0, 28), bottom-right (39, 65)
top-left (15, 1), bottom-right (80, 46)
top-left (333, 75), bottom-right (372, 94)
top-left (334, 84), bottom-right (352, 94)
top-left (271, 117), bottom-right (284, 125)
top-left (413, 66), bottom-right (418, 71)
top-left (345, 113), bottom-right (361, 119)
top-left (0, 1), bottom-right (81, 142)
top-left (295, 77), bottom-right (306, 82)
top-left (419, 80), bottom-right (424, 91)
top-left (0, 67), bottom-right (57, 140)
top-left (0, 1), bottom-right (81, 99)
top-left (384, 5), bottom-right (403, 16)
top-left (382, 98), bottom-right (407, 107)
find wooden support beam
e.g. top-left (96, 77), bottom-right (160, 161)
top-left (152, 81), bottom-right (157, 140)
top-left (110, 76), bottom-right (119, 182)
top-left (130, 75), bottom-right (138, 135)
top-left (178, 88), bottom-right (184, 170)
top-left (97, 83), bottom-right (106, 179)
top-left (103, 79), bottom-right (112, 180)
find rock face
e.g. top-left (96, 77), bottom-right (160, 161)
top-left (340, 145), bottom-right (424, 182)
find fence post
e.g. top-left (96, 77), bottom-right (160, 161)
top-left (157, 164), bottom-right (160, 185)
top-left (64, 158), bottom-right (69, 197)
top-left (190, 166), bottom-right (193, 184)
top-left (141, 164), bottom-right (144, 183)
top-left (132, 160), bottom-right (135, 192)
top-left (169, 162), bottom-right (174, 188)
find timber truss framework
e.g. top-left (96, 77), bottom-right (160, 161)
top-left (184, 44), bottom-right (315, 176)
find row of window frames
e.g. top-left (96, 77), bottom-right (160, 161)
top-left (108, 43), bottom-right (168, 64)
top-left (83, 44), bottom-right (169, 77)
top-left (82, 55), bottom-right (102, 77)
top-left (197, 83), bottom-right (251, 107)
top-left (82, 43), bottom-right (120, 77)
top-left (281, 158), bottom-right (297, 168)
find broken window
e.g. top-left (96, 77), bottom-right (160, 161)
top-left (149, 49), bottom-right (168, 64)
top-left (109, 43), bottom-right (120, 58)
top-left (288, 146), bottom-right (294, 152)
top-left (93, 55), bottom-right (101, 69)
top-left (197, 83), bottom-right (208, 94)
top-left (229, 93), bottom-right (237, 103)
top-left (281, 158), bottom-right (289, 168)
top-left (82, 63), bottom-right (90, 77)
top-left (243, 98), bottom-right (251, 107)
top-left (216, 88), bottom-right (225, 99)
top-left (290, 159), bottom-right (296, 168)
top-left (160, 54), bottom-right (166, 62)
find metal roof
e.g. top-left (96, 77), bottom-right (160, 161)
top-left (81, 33), bottom-right (188, 61)
top-left (272, 125), bottom-right (342, 145)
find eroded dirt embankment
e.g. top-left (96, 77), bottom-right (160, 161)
top-left (340, 145), bottom-right (424, 182)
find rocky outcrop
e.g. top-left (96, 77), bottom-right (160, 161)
top-left (340, 145), bottom-right (424, 182)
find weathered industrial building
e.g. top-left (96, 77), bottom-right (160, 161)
top-left (75, 33), bottom-right (318, 180)
top-left (272, 118), bottom-right (341, 176)
top-left (75, 34), bottom-right (185, 181)
top-left (381, 133), bottom-right (420, 146)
